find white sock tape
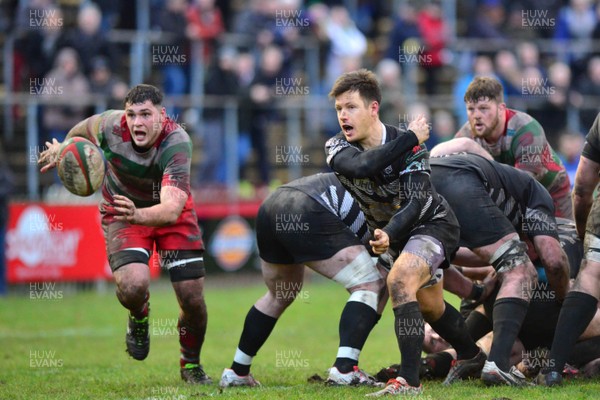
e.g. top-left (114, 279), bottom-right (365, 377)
top-left (233, 348), bottom-right (253, 365)
top-left (336, 346), bottom-right (361, 361)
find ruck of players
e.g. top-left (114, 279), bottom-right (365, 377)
top-left (37, 70), bottom-right (600, 396)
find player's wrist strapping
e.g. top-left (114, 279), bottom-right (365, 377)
top-left (467, 282), bottom-right (485, 301)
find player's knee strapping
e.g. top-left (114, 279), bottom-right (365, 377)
top-left (489, 236), bottom-right (529, 273)
top-left (332, 250), bottom-right (381, 291)
top-left (109, 248), bottom-right (150, 271)
top-left (583, 233), bottom-right (600, 263)
top-left (159, 250), bottom-right (206, 282)
top-left (348, 290), bottom-right (378, 311)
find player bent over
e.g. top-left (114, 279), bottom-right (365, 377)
top-left (326, 69), bottom-right (484, 397)
top-left (38, 84), bottom-right (211, 384)
top-left (429, 153), bottom-right (569, 386)
top-left (418, 220), bottom-right (600, 382)
top-left (220, 173), bottom-right (387, 388)
top-left (539, 111), bottom-right (600, 386)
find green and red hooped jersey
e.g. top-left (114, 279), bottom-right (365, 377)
top-left (456, 108), bottom-right (571, 216)
top-left (83, 110), bottom-right (195, 211)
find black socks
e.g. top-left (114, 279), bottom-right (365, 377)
top-left (430, 301), bottom-right (479, 360)
top-left (334, 300), bottom-right (378, 373)
top-left (231, 306), bottom-right (278, 376)
top-left (394, 301), bottom-right (424, 387)
top-left (488, 297), bottom-right (529, 371)
top-left (546, 291), bottom-right (598, 373)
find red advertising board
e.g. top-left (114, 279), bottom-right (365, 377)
top-left (6, 203), bottom-right (158, 283)
top-left (4, 199), bottom-right (263, 283)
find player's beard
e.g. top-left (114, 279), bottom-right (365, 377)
top-left (471, 110), bottom-right (500, 141)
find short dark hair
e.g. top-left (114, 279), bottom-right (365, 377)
top-left (124, 84), bottom-right (163, 107)
top-left (464, 76), bottom-right (504, 104)
top-left (328, 69), bottom-right (382, 106)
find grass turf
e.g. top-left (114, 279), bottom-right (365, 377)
top-left (1, 275), bottom-right (599, 399)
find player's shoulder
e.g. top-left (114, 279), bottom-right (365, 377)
top-left (508, 109), bottom-right (542, 133)
top-left (307, 172), bottom-right (340, 191)
top-left (325, 132), bottom-right (353, 164)
top-left (95, 110), bottom-right (127, 139)
top-left (160, 122), bottom-right (192, 148)
top-left (384, 123), bottom-right (401, 138)
top-left (325, 131), bottom-right (348, 148)
top-left (98, 109), bottom-right (125, 121)
top-left (282, 173), bottom-right (339, 195)
top-left (385, 123), bottom-right (415, 144)
top-left (98, 110), bottom-right (125, 127)
top-left (587, 112), bottom-right (600, 141)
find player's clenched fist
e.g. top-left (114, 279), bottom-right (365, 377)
top-left (369, 228), bottom-right (389, 255)
top-left (407, 115), bottom-right (430, 145)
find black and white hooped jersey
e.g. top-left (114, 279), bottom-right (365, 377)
top-left (325, 124), bottom-right (446, 236)
top-left (280, 173), bottom-right (369, 243)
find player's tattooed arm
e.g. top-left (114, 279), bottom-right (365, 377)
top-left (573, 156), bottom-right (600, 238)
top-left (533, 235), bottom-right (569, 301)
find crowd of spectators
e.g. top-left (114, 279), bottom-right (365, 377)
top-left (2, 0), bottom-right (600, 193)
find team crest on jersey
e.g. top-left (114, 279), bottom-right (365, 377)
top-left (401, 159), bottom-right (429, 175)
top-left (384, 165), bottom-right (393, 175)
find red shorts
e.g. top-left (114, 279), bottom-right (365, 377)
top-left (101, 205), bottom-right (204, 255)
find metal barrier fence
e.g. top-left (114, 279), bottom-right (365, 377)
top-left (4, 8), bottom-right (600, 199)
top-left (2, 89), bottom-right (599, 201)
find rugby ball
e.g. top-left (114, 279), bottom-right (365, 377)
top-left (57, 137), bottom-right (105, 196)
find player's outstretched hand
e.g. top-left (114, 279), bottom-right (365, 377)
top-left (407, 115), bottom-right (430, 145)
top-left (370, 228), bottom-right (389, 255)
top-left (38, 138), bottom-right (61, 173)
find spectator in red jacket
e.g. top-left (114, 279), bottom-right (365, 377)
top-left (186, 0), bottom-right (224, 66)
top-left (417, 1), bottom-right (449, 94)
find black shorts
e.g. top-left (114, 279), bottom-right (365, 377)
top-left (390, 196), bottom-right (461, 270)
top-left (256, 188), bottom-right (362, 264)
top-left (431, 167), bottom-right (516, 249)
